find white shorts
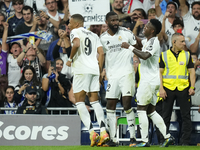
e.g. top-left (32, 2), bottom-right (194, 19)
top-left (73, 74), bottom-right (99, 93)
top-left (106, 73), bottom-right (135, 99)
top-left (136, 82), bottom-right (160, 106)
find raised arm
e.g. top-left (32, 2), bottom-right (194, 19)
top-left (33, 44), bottom-right (46, 66)
top-left (2, 22), bottom-right (9, 52)
top-left (190, 30), bottom-right (200, 53)
top-left (179, 0), bottom-right (189, 17)
top-left (17, 43), bottom-right (32, 66)
top-left (155, 0), bottom-right (162, 17)
top-left (161, 12), bottom-right (169, 42)
top-left (40, 11), bottom-right (60, 29)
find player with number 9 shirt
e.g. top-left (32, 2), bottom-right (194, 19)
top-left (66, 14), bottom-right (109, 147)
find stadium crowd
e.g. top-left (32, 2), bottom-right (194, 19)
top-left (0, 0), bottom-right (200, 147)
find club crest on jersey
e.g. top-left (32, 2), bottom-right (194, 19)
top-left (118, 36), bottom-right (122, 41)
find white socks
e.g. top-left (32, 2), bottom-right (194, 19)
top-left (148, 111), bottom-right (170, 139)
top-left (76, 102), bottom-right (93, 133)
top-left (137, 110), bottom-right (149, 142)
top-left (125, 108), bottom-right (136, 139)
top-left (106, 109), bottom-right (116, 140)
top-left (90, 101), bottom-right (106, 132)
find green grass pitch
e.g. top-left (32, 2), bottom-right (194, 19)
top-left (1, 145), bottom-right (200, 150)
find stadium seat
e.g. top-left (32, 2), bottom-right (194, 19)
top-left (190, 122), bottom-right (200, 145)
top-left (116, 116), bottom-right (139, 144)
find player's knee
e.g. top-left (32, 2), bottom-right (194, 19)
top-left (123, 104), bottom-right (131, 111)
top-left (106, 100), bottom-right (116, 110)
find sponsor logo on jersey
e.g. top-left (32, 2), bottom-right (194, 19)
top-left (118, 36), bottom-right (122, 41)
top-left (194, 26), bottom-right (199, 31)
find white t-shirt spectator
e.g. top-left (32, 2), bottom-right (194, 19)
top-left (7, 54), bottom-right (21, 87)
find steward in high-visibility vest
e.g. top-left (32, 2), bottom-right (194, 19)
top-left (161, 49), bottom-right (190, 91)
top-left (159, 33), bottom-right (196, 145)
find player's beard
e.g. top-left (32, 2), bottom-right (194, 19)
top-left (108, 24), bottom-right (119, 34)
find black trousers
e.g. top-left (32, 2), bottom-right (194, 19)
top-left (162, 87), bottom-right (192, 145)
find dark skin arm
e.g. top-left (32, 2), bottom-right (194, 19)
top-left (121, 42), bottom-right (151, 60)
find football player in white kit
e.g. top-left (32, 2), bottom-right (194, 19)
top-left (66, 14), bottom-right (109, 147)
top-left (100, 11), bottom-right (137, 147)
top-left (122, 19), bottom-right (174, 147)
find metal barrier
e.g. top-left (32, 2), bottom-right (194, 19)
top-left (0, 106), bottom-right (199, 120)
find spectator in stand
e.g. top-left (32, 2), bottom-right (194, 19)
top-left (42, 58), bottom-right (75, 114)
top-left (2, 22), bottom-right (22, 87)
top-left (0, 75), bottom-right (8, 106)
top-left (180, 1), bottom-right (200, 58)
top-left (147, 8), bottom-right (156, 20)
top-left (90, 25), bottom-right (102, 37)
top-left (155, 0), bottom-right (178, 50)
top-left (7, 0), bottom-right (24, 36)
top-left (29, 12), bottom-right (59, 55)
top-left (0, 12), bottom-right (5, 39)
top-left (46, 21), bottom-right (70, 70)
top-left (52, 22), bottom-right (72, 79)
top-left (3, 86), bottom-right (17, 114)
top-left (14, 65), bottom-right (42, 106)
top-left (0, 22), bottom-right (9, 75)
top-left (15, 5), bottom-right (34, 47)
top-left (112, 0), bottom-right (132, 26)
top-left (0, 0), bottom-right (15, 20)
top-left (100, 24), bottom-right (108, 35)
top-left (45, 0), bottom-right (64, 27)
top-left (131, 8), bottom-right (147, 39)
top-left (160, 12), bottom-right (186, 51)
top-left (16, 85), bottom-right (47, 114)
top-left (17, 42), bottom-right (46, 80)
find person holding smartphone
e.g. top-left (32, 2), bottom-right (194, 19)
top-left (14, 65), bottom-right (41, 106)
top-left (17, 42), bottom-right (46, 80)
top-left (42, 58), bottom-right (75, 114)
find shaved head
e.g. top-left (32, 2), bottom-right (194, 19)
top-left (71, 14), bottom-right (84, 25)
top-left (171, 33), bottom-right (183, 44)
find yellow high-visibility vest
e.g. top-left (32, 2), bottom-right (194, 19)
top-left (161, 49), bottom-right (190, 91)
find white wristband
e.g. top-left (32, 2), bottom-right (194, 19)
top-left (68, 58), bottom-right (72, 62)
top-left (128, 45), bottom-right (135, 52)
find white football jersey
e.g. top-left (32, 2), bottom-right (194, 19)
top-left (140, 37), bottom-right (160, 85)
top-left (70, 27), bottom-right (102, 75)
top-left (182, 11), bottom-right (200, 56)
top-left (100, 27), bottom-right (136, 79)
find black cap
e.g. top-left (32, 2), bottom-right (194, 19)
top-left (26, 86), bottom-right (37, 94)
top-left (10, 42), bottom-right (21, 48)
